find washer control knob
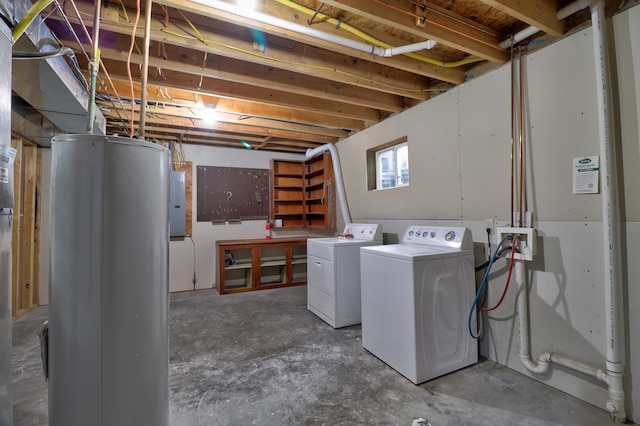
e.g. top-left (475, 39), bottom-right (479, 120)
top-left (445, 231), bottom-right (456, 241)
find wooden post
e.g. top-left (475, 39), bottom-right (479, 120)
top-left (10, 139), bottom-right (22, 316)
top-left (20, 144), bottom-right (37, 310)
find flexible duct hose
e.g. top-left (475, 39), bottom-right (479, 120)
top-left (305, 144), bottom-right (352, 225)
top-left (12, 0), bottom-right (54, 42)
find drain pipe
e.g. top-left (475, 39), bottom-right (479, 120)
top-left (590, 0), bottom-right (625, 418)
top-left (514, 1), bottom-right (625, 421)
top-left (305, 144), bottom-right (352, 225)
top-left (187, 0), bottom-right (434, 58)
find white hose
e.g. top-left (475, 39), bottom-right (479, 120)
top-left (305, 144), bottom-right (352, 225)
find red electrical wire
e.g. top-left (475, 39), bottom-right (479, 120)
top-left (482, 236), bottom-right (519, 312)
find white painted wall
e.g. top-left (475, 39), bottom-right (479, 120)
top-left (168, 144), bottom-right (315, 292)
top-left (336, 5), bottom-right (640, 421)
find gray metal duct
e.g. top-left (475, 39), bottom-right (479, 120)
top-left (0, 16), bottom-right (13, 426)
top-left (10, 0), bottom-right (106, 141)
top-left (11, 93), bottom-right (60, 147)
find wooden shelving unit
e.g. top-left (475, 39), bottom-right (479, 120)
top-left (217, 237), bottom-right (307, 294)
top-left (270, 152), bottom-right (335, 229)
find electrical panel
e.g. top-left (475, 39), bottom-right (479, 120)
top-left (170, 171), bottom-right (186, 237)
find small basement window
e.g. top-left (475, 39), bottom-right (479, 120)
top-left (366, 136), bottom-right (409, 190)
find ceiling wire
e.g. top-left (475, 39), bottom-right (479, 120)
top-left (161, 17), bottom-right (445, 93)
top-left (51, 0), bottom-right (130, 134)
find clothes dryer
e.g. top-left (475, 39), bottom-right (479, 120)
top-left (307, 223), bottom-right (382, 328)
top-left (360, 225), bottom-right (477, 384)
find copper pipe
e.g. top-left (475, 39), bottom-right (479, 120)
top-left (372, 0), bottom-right (503, 51)
top-left (518, 48), bottom-right (524, 227)
top-left (403, 0), bottom-right (500, 38)
top-left (139, 0), bottom-right (153, 138)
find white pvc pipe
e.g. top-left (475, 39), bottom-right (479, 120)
top-left (499, 26), bottom-right (540, 49)
top-left (515, 260), bottom-right (550, 374)
top-left (382, 40), bottom-right (437, 57)
top-left (508, 2), bottom-right (626, 421)
top-left (305, 144), bottom-right (352, 226)
top-left (499, 0), bottom-right (596, 49)
top-left (557, 0), bottom-right (593, 20)
top-left (188, 0), bottom-right (433, 58)
top-left (590, 1), bottom-right (626, 420)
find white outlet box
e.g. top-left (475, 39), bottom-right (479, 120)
top-left (495, 226), bottom-right (537, 261)
top-left (484, 219), bottom-right (495, 243)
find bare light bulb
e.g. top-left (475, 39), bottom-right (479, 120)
top-left (201, 108), bottom-right (217, 125)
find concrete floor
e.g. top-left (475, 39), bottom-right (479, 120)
top-left (11, 285), bottom-right (627, 425)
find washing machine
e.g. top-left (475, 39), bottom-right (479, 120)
top-left (360, 225), bottom-right (477, 384)
top-left (307, 223), bottom-right (382, 328)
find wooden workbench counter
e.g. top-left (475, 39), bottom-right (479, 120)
top-left (216, 237), bottom-right (308, 294)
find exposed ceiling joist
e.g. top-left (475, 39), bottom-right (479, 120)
top-left (476, 0), bottom-right (565, 37)
top-left (319, 0), bottom-right (509, 63)
top-left (11, 0), bottom-right (608, 152)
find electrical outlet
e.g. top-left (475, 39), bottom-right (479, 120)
top-left (484, 219), bottom-right (495, 243)
top-left (495, 226), bottom-right (537, 261)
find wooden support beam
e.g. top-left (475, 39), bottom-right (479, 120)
top-left (20, 144), bottom-right (37, 311)
top-left (72, 42), bottom-right (410, 112)
top-left (93, 59), bottom-right (386, 122)
top-left (33, 148), bottom-right (42, 306)
top-left (155, 0), bottom-right (467, 84)
top-left (96, 79), bottom-right (366, 132)
top-left (100, 109), bottom-right (342, 144)
top-left (320, 0), bottom-right (508, 63)
top-left (477, 0), bottom-right (564, 37)
top-left (51, 1), bottom-right (441, 96)
top-left (10, 139), bottom-right (22, 317)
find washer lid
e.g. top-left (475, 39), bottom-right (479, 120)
top-left (360, 244), bottom-right (471, 261)
top-left (308, 236), bottom-right (381, 247)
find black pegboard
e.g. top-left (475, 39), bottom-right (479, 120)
top-left (196, 166), bottom-right (270, 222)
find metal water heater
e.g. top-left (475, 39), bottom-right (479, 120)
top-left (49, 134), bottom-right (170, 425)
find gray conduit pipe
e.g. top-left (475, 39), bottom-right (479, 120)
top-left (305, 144), bottom-right (352, 225)
top-left (139, 0), bottom-right (153, 138)
top-left (514, 1), bottom-right (626, 422)
top-left (86, 0), bottom-right (101, 133)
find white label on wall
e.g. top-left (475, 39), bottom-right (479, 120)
top-left (0, 167), bottom-right (8, 183)
top-left (573, 156), bottom-right (599, 194)
top-left (0, 144), bottom-right (17, 165)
